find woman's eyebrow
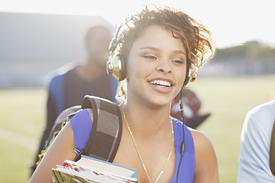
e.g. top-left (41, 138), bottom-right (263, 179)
top-left (140, 46), bottom-right (186, 55)
top-left (140, 46), bottom-right (186, 56)
top-left (140, 46), bottom-right (159, 51)
top-left (173, 50), bottom-right (186, 56)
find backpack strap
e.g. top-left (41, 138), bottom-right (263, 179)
top-left (75, 95), bottom-right (122, 163)
top-left (270, 119), bottom-right (275, 176)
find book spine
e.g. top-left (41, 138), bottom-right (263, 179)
top-left (79, 155), bottom-right (137, 178)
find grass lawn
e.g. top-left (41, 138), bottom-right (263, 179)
top-left (189, 75), bottom-right (275, 183)
top-left (0, 75), bottom-right (275, 182)
top-left (0, 88), bottom-right (46, 183)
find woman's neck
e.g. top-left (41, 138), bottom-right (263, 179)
top-left (121, 100), bottom-right (172, 138)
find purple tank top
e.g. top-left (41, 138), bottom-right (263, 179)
top-left (71, 109), bottom-right (195, 182)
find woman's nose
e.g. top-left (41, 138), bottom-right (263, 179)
top-left (156, 60), bottom-right (172, 73)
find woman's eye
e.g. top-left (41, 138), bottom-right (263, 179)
top-left (144, 55), bottom-right (157, 60)
top-left (173, 59), bottom-right (184, 64)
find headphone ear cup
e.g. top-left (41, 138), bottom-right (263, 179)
top-left (107, 54), bottom-right (126, 81)
top-left (183, 68), bottom-right (197, 87)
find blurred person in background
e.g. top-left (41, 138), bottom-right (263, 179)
top-left (237, 99), bottom-right (275, 182)
top-left (31, 22), bottom-right (118, 174)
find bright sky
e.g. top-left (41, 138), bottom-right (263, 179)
top-left (1, 0), bottom-right (275, 48)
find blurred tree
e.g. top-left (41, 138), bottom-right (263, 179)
top-left (213, 40), bottom-right (275, 61)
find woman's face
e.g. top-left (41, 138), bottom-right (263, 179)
top-left (126, 25), bottom-right (187, 107)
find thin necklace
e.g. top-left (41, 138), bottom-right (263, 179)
top-left (122, 105), bottom-right (174, 183)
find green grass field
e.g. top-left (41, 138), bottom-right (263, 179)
top-left (1, 75), bottom-right (275, 183)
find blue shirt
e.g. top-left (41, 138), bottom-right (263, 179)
top-left (71, 109), bottom-right (196, 182)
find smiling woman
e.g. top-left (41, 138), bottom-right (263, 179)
top-left (29, 5), bottom-right (218, 183)
top-left (125, 25), bottom-right (187, 105)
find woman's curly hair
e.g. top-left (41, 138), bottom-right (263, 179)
top-left (114, 5), bottom-right (215, 102)
top-left (115, 5), bottom-right (215, 70)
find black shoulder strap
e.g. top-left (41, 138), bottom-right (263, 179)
top-left (270, 119), bottom-right (275, 176)
top-left (75, 95), bottom-right (122, 163)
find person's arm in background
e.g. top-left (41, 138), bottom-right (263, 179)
top-left (237, 102), bottom-right (275, 183)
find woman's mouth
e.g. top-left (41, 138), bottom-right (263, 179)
top-left (149, 79), bottom-right (173, 87)
top-left (148, 79), bottom-right (174, 93)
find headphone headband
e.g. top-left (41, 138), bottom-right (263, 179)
top-left (107, 24), bottom-right (126, 81)
top-left (109, 24), bottom-right (123, 54)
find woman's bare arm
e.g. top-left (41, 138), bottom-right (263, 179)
top-left (29, 122), bottom-right (76, 183)
top-left (192, 130), bottom-right (219, 183)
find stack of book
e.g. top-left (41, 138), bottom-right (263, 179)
top-left (52, 155), bottom-right (138, 183)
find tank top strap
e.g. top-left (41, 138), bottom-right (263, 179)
top-left (170, 118), bottom-right (195, 183)
top-left (70, 109), bottom-right (93, 151)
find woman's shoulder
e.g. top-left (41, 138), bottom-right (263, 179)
top-left (189, 128), bottom-right (219, 182)
top-left (189, 128), bottom-right (213, 150)
top-left (189, 128), bottom-right (217, 169)
top-left (171, 118), bottom-right (211, 145)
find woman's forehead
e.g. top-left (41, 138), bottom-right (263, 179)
top-left (131, 25), bottom-right (186, 52)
